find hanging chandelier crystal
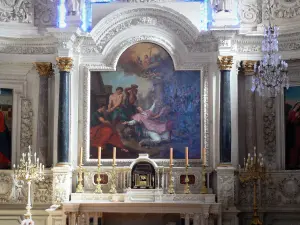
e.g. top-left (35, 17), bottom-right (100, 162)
top-left (251, 1), bottom-right (289, 97)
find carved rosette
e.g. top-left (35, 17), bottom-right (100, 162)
top-left (56, 57), bottom-right (73, 72)
top-left (217, 56), bottom-right (233, 70)
top-left (34, 62), bottom-right (53, 77)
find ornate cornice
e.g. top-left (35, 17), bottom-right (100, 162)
top-left (217, 56), bottom-right (233, 70)
top-left (90, 5), bottom-right (198, 53)
top-left (239, 60), bottom-right (257, 75)
top-left (56, 57), bottom-right (73, 72)
top-left (34, 62), bottom-right (53, 77)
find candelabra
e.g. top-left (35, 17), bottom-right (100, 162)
top-left (252, 0), bottom-right (288, 97)
top-left (76, 163), bottom-right (84, 193)
top-left (95, 163), bottom-right (103, 193)
top-left (184, 165), bottom-right (190, 194)
top-left (109, 163), bottom-right (117, 194)
top-left (200, 164), bottom-right (208, 194)
top-left (168, 164), bottom-right (175, 194)
top-left (239, 151), bottom-right (266, 225)
top-left (14, 146), bottom-right (45, 220)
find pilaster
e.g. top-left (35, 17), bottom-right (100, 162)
top-left (215, 166), bottom-right (239, 225)
top-left (33, 62), bottom-right (53, 168)
top-left (238, 61), bottom-right (257, 165)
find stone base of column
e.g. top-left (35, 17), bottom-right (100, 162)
top-left (55, 162), bottom-right (71, 167)
top-left (215, 166), bottom-right (236, 209)
top-left (52, 166), bottom-right (72, 206)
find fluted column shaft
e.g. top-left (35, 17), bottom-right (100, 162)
top-left (56, 57), bottom-right (73, 164)
top-left (218, 56), bottom-right (233, 163)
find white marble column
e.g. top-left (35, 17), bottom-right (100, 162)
top-left (184, 214), bottom-right (190, 225)
top-left (93, 212), bottom-right (98, 225)
top-left (84, 212), bottom-right (90, 225)
top-left (193, 214), bottom-right (200, 225)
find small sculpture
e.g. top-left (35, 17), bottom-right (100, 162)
top-left (211, 0), bottom-right (234, 12)
top-left (67, 0), bottom-right (80, 16)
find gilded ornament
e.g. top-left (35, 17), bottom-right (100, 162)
top-left (56, 57), bottom-right (73, 72)
top-left (217, 56), bottom-right (233, 70)
top-left (33, 62), bottom-right (53, 77)
top-left (239, 60), bottom-right (257, 75)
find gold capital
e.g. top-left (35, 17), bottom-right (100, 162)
top-left (33, 62), bottom-right (53, 77)
top-left (217, 56), bottom-right (233, 70)
top-left (56, 57), bottom-right (73, 72)
top-left (239, 60), bottom-right (257, 75)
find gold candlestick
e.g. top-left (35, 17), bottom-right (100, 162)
top-left (168, 164), bottom-right (175, 194)
top-left (109, 162), bottom-right (117, 194)
top-left (184, 165), bottom-right (190, 194)
top-left (95, 164), bottom-right (103, 193)
top-left (76, 163), bottom-right (84, 193)
top-left (239, 148), bottom-right (265, 225)
top-left (14, 146), bottom-right (45, 220)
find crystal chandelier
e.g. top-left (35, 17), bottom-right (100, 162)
top-left (251, 0), bottom-right (289, 97)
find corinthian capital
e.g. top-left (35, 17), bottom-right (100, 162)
top-left (56, 57), bottom-right (73, 72)
top-left (34, 62), bottom-right (53, 77)
top-left (239, 60), bottom-right (257, 75)
top-left (217, 56), bottom-right (233, 70)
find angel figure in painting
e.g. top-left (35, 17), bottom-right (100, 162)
top-left (122, 101), bottom-right (173, 147)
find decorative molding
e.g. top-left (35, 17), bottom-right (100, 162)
top-left (217, 56), bottom-right (233, 70)
top-left (238, 0), bottom-right (262, 25)
top-left (0, 173), bottom-right (13, 203)
top-left (56, 57), bottom-right (73, 72)
top-left (33, 62), bottom-right (53, 77)
top-left (90, 5), bottom-right (198, 52)
top-left (263, 97), bottom-right (276, 169)
top-left (20, 98), bottom-right (33, 155)
top-left (0, 37), bottom-right (55, 54)
top-left (0, 0), bottom-right (32, 23)
top-left (34, 176), bottom-right (53, 204)
top-left (34, 0), bottom-right (57, 27)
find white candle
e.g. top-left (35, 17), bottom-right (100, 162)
top-left (113, 147), bottom-right (116, 165)
top-left (203, 148), bottom-right (206, 165)
top-left (185, 147), bottom-right (189, 166)
top-left (170, 148), bottom-right (173, 165)
top-left (80, 147), bottom-right (83, 165)
top-left (34, 152), bottom-right (36, 163)
top-left (98, 147), bottom-right (102, 166)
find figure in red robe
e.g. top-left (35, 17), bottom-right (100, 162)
top-left (0, 111), bottom-right (11, 169)
top-left (90, 104), bottom-right (127, 157)
top-left (286, 102), bottom-right (300, 169)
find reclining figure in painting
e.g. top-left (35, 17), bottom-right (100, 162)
top-left (123, 101), bottom-right (172, 147)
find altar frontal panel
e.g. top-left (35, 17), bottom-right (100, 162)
top-left (89, 43), bottom-right (201, 159)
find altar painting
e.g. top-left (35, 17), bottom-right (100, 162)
top-left (0, 88), bottom-right (12, 169)
top-left (89, 43), bottom-right (201, 159)
top-left (285, 86), bottom-right (300, 169)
